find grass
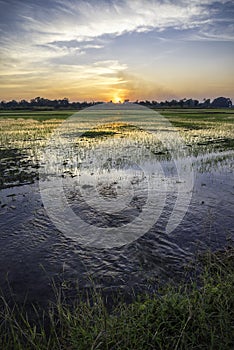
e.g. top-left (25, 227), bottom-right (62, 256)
top-left (157, 108), bottom-right (234, 121)
top-left (156, 109), bottom-right (234, 153)
top-left (0, 108), bottom-right (233, 348)
top-left (81, 130), bottom-right (117, 139)
top-left (0, 110), bottom-right (75, 121)
top-left (80, 123), bottom-right (142, 139)
top-left (0, 246), bottom-right (233, 349)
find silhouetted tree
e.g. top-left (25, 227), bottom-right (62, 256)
top-left (211, 97), bottom-right (232, 108)
top-left (0, 96), bottom-right (232, 110)
top-left (202, 99), bottom-right (211, 107)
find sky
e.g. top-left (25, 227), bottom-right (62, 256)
top-left (0, 0), bottom-right (234, 102)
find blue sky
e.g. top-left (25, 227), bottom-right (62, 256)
top-left (0, 0), bottom-right (233, 102)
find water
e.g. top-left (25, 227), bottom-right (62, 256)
top-left (0, 104), bottom-right (233, 305)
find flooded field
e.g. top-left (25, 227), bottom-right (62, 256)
top-left (0, 105), bottom-right (233, 305)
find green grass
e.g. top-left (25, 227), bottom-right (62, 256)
top-left (0, 109), bottom-right (233, 348)
top-left (154, 108), bottom-right (234, 153)
top-left (1, 108), bottom-right (233, 123)
top-left (157, 108), bottom-right (234, 119)
top-left (0, 247), bottom-right (233, 349)
top-left (81, 130), bottom-right (117, 139)
top-left (0, 110), bottom-right (75, 121)
top-left (81, 123), bottom-right (141, 139)
top-left (157, 108), bottom-right (234, 129)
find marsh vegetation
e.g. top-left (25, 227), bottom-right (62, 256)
top-left (0, 106), bottom-right (233, 348)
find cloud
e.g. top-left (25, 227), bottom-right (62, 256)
top-left (0, 0), bottom-right (233, 100)
top-left (115, 71), bottom-right (177, 101)
top-left (25, 1), bottom-right (209, 40)
top-left (1, 0), bottom-right (233, 62)
top-left (0, 58), bottom-right (129, 100)
top-left (2, 0), bottom-right (233, 45)
top-left (1, 0), bottom-right (232, 69)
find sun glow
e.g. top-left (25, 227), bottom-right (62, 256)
top-left (112, 94), bottom-right (123, 103)
top-left (109, 89), bottom-right (128, 103)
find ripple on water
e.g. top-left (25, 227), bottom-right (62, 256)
top-left (0, 161), bottom-right (233, 305)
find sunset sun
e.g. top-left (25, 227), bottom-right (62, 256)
top-left (110, 90), bottom-right (126, 103)
top-left (112, 96), bottom-right (122, 103)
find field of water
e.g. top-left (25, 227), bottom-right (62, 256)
top-left (0, 104), bottom-right (233, 306)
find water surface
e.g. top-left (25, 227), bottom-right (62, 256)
top-left (0, 104), bottom-right (233, 304)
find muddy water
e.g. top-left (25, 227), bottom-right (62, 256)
top-left (0, 104), bottom-right (233, 305)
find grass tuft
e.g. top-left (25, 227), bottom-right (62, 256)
top-left (0, 247), bottom-right (233, 349)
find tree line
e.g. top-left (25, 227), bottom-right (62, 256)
top-left (135, 96), bottom-right (232, 108)
top-left (0, 97), bottom-right (102, 110)
top-left (0, 96), bottom-right (232, 110)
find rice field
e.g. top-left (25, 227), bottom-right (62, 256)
top-left (0, 105), bottom-right (233, 348)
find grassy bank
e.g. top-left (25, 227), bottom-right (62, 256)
top-left (0, 247), bottom-right (233, 350)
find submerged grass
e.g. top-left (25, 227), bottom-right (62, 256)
top-left (157, 109), bottom-right (234, 153)
top-left (0, 108), bottom-right (233, 348)
top-left (0, 247), bottom-right (233, 349)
